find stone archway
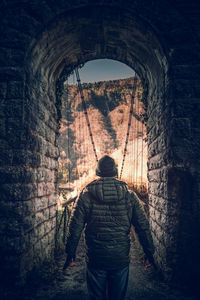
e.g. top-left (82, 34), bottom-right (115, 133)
top-left (0, 0), bottom-right (199, 293)
top-left (25, 2), bottom-right (168, 276)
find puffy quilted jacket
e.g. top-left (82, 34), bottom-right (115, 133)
top-left (66, 177), bottom-right (154, 270)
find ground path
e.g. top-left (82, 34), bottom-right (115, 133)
top-left (22, 236), bottom-right (197, 300)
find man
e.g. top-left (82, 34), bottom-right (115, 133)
top-left (63, 155), bottom-right (155, 300)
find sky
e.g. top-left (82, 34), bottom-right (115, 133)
top-left (67, 59), bottom-right (135, 84)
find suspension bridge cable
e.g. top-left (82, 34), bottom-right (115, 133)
top-left (130, 78), bottom-right (135, 185)
top-left (119, 76), bottom-right (138, 179)
top-left (66, 79), bottom-right (71, 189)
top-left (129, 82), bottom-right (134, 185)
top-left (132, 143), bottom-right (147, 166)
top-left (133, 91), bottom-right (137, 187)
top-left (78, 92), bottom-right (82, 187)
top-left (135, 89), bottom-right (139, 189)
top-left (141, 120), bottom-right (144, 188)
top-left (75, 67), bottom-right (98, 163)
top-left (74, 72), bottom-right (79, 181)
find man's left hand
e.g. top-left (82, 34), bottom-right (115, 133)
top-left (63, 256), bottom-right (76, 270)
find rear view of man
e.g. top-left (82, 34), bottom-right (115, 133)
top-left (64, 155), bottom-right (155, 300)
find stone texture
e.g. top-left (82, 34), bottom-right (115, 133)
top-left (0, 0), bottom-right (199, 297)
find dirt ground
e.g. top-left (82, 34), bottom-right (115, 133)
top-left (21, 235), bottom-right (197, 300)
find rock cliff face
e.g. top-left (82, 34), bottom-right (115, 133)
top-left (58, 78), bottom-right (147, 196)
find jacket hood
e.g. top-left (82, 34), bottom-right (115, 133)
top-left (86, 177), bottom-right (127, 203)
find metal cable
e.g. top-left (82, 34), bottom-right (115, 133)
top-left (119, 77), bottom-right (138, 179)
top-left (141, 121), bottom-right (144, 188)
top-left (66, 80), bottom-right (71, 189)
top-left (75, 67), bottom-right (98, 163)
top-left (135, 91), bottom-right (139, 188)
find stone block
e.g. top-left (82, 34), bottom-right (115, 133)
top-left (48, 194), bottom-right (57, 206)
top-left (1, 183), bottom-right (37, 201)
top-left (40, 235), bottom-right (49, 251)
top-left (44, 207), bottom-right (50, 220)
top-left (22, 199), bottom-right (35, 216)
top-left (163, 231), bottom-right (177, 254)
top-left (46, 158), bottom-right (58, 170)
top-left (170, 47), bottom-right (200, 65)
top-left (35, 211), bottom-right (45, 226)
top-left (149, 194), bottom-right (179, 216)
top-left (45, 127), bottom-right (56, 144)
top-left (20, 249), bottom-right (35, 276)
top-left (33, 241), bottom-right (42, 260)
top-left (48, 229), bottom-right (56, 244)
top-left (151, 229), bottom-right (165, 251)
top-left (46, 183), bottom-right (55, 196)
top-left (24, 167), bottom-right (37, 183)
top-left (0, 118), bottom-right (6, 137)
top-left (173, 65), bottom-right (200, 80)
top-left (7, 81), bottom-right (23, 99)
top-left (6, 127), bottom-right (22, 148)
top-left (0, 216), bottom-right (21, 237)
top-left (49, 205), bottom-right (56, 218)
top-left (48, 114), bottom-right (57, 130)
top-left (5, 99), bottom-right (23, 120)
top-left (0, 81), bottom-right (7, 98)
top-left (22, 215), bottom-right (35, 232)
top-left (12, 150), bottom-right (35, 167)
top-left (148, 181), bottom-right (168, 199)
top-left (148, 153), bottom-right (167, 170)
top-left (37, 183), bottom-right (46, 197)
top-left (0, 66), bottom-right (25, 82)
top-left (35, 197), bottom-right (48, 212)
top-left (0, 166), bottom-right (22, 184)
top-left (50, 217), bottom-right (57, 230)
top-left (148, 131), bottom-right (168, 159)
top-left (147, 125), bottom-right (157, 142)
top-left (148, 167), bottom-right (168, 183)
top-left (37, 103), bottom-right (46, 121)
top-left (46, 170), bottom-right (55, 182)
top-left (37, 168), bottom-right (46, 183)
top-left (44, 220), bottom-right (52, 234)
top-left (35, 121), bottom-right (46, 139)
top-left (171, 118), bottom-right (191, 139)
top-left (37, 182), bottom-right (55, 197)
top-left (174, 79), bottom-right (200, 99)
top-left (171, 97), bottom-right (195, 119)
top-left (37, 223), bottom-right (45, 237)
top-left (0, 149), bottom-right (13, 167)
top-left (2, 235), bottom-right (22, 254)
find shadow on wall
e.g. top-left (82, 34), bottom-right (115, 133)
top-left (167, 167), bottom-right (199, 292)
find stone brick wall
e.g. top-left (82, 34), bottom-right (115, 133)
top-left (0, 67), bottom-right (59, 288)
top-left (0, 0), bottom-right (199, 292)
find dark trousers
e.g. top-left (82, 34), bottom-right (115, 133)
top-left (86, 266), bottom-right (129, 300)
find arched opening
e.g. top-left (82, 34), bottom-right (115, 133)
top-left (23, 4), bottom-right (169, 284)
top-left (57, 59), bottom-right (148, 203)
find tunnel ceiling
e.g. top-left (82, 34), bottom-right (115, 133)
top-left (27, 5), bottom-right (168, 96)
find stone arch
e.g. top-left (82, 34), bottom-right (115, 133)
top-left (0, 0), bottom-right (200, 293)
top-left (24, 3), bottom-right (168, 276)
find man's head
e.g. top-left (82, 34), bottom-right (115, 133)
top-left (96, 155), bottom-right (118, 177)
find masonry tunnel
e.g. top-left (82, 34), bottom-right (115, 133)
top-left (0, 1), bottom-right (200, 298)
